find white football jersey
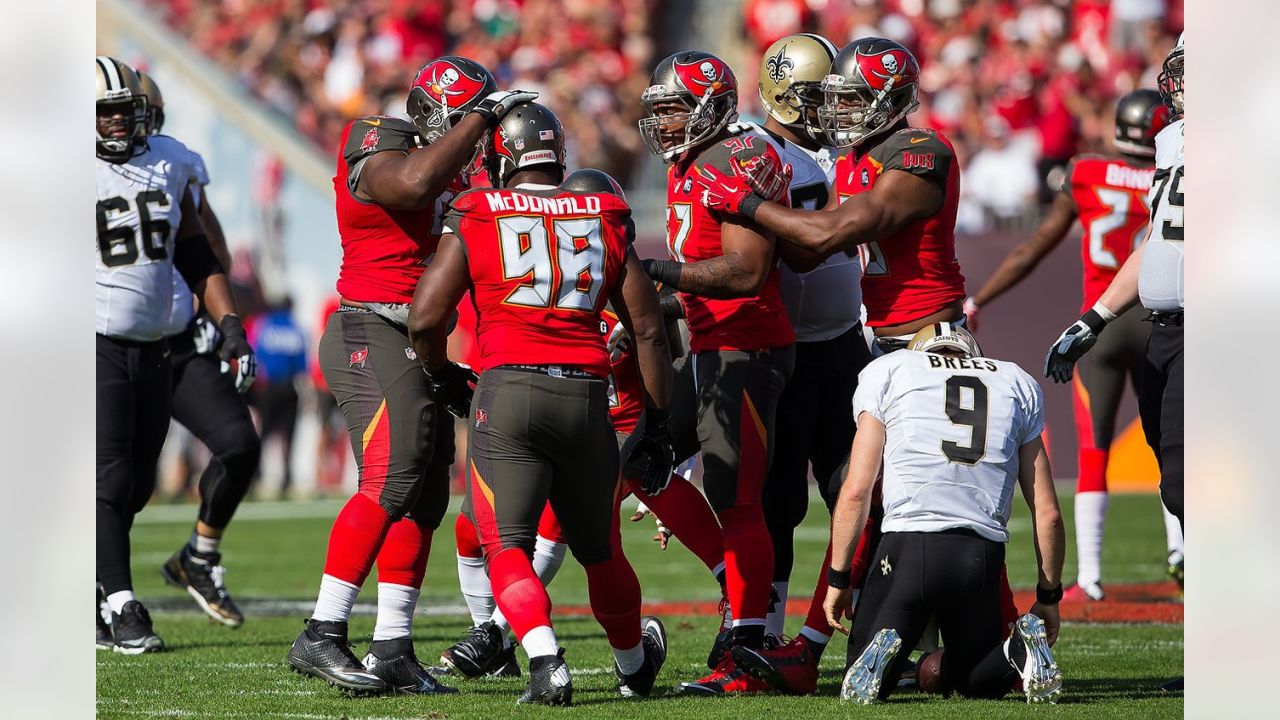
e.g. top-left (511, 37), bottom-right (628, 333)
top-left (853, 350), bottom-right (1045, 542)
top-left (96, 135), bottom-right (199, 341)
top-left (1138, 119), bottom-right (1184, 311)
top-left (752, 125), bottom-right (863, 342)
top-left (164, 141), bottom-right (212, 337)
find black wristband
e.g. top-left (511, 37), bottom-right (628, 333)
top-left (1079, 309), bottom-right (1108, 335)
top-left (827, 567), bottom-right (852, 590)
top-left (218, 313), bottom-right (246, 340)
top-left (658, 292), bottom-right (685, 320)
top-left (738, 192), bottom-right (765, 221)
top-left (1036, 582), bottom-right (1064, 605)
top-left (643, 259), bottom-right (682, 287)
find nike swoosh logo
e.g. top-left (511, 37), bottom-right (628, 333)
top-left (910, 136), bottom-right (929, 144)
top-left (363, 118), bottom-right (382, 126)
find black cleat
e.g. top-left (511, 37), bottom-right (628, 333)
top-left (440, 621), bottom-right (516, 678)
top-left (111, 601), bottom-right (164, 654)
top-left (161, 546), bottom-right (244, 627)
top-left (96, 588), bottom-right (113, 651)
top-left (518, 649), bottom-right (572, 706)
top-left (616, 616), bottom-right (667, 698)
top-left (287, 619), bottom-right (387, 696)
top-left (1161, 676), bottom-right (1184, 692)
top-left (363, 638), bottom-right (458, 695)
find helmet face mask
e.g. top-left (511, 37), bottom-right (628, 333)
top-left (817, 38), bottom-right (920, 149)
top-left (638, 51), bottom-right (738, 164)
top-left (96, 56), bottom-right (149, 162)
top-left (1158, 34), bottom-right (1184, 116)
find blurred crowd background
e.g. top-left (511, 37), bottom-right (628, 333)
top-left (131, 0), bottom-right (1182, 499)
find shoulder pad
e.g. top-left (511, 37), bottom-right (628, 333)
top-left (342, 116), bottom-right (420, 167)
top-left (873, 127), bottom-right (953, 186)
top-left (695, 129), bottom-right (773, 176)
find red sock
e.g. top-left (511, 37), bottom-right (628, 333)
top-left (718, 504), bottom-right (774, 622)
top-left (536, 502), bottom-right (565, 544)
top-left (454, 512), bottom-right (483, 559)
top-left (631, 473), bottom-right (724, 573)
top-left (999, 563), bottom-right (1018, 634)
top-left (376, 517), bottom-right (432, 588)
top-left (488, 547), bottom-right (552, 641)
top-left (322, 492), bottom-right (394, 586)
top-left (584, 553), bottom-right (643, 650)
top-left (1077, 448), bottom-right (1109, 493)
top-left (801, 511), bottom-right (879, 638)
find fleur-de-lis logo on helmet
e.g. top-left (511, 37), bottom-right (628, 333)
top-left (766, 47), bottom-right (794, 84)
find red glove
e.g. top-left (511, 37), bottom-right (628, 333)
top-left (694, 162), bottom-right (757, 214)
top-left (735, 151), bottom-right (792, 203)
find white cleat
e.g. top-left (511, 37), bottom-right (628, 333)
top-left (1012, 614), bottom-right (1062, 704)
top-left (840, 628), bottom-right (902, 704)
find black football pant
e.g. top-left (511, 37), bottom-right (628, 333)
top-left (464, 366), bottom-right (620, 565)
top-left (847, 530), bottom-right (1019, 700)
top-left (169, 326), bottom-right (261, 529)
top-left (97, 334), bottom-right (172, 596)
top-left (318, 308), bottom-right (453, 527)
top-left (253, 381), bottom-right (299, 493)
top-left (1139, 314), bottom-right (1184, 530)
top-left (764, 324), bottom-right (871, 584)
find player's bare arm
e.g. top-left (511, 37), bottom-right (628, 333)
top-left (356, 114), bottom-right (489, 209)
top-left (407, 233), bottom-right (470, 371)
top-left (971, 192), bottom-right (1077, 309)
top-left (196, 192), bottom-right (232, 273)
top-left (1044, 242), bottom-right (1144, 383)
top-left (174, 188), bottom-right (233, 321)
top-left (824, 412), bottom-right (885, 634)
top-left (1018, 436), bottom-right (1065, 644)
top-left (609, 248), bottom-right (673, 409)
top-left (644, 218), bottom-right (777, 298)
top-left (772, 192), bottom-right (831, 273)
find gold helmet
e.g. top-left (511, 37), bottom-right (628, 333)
top-left (135, 70), bottom-right (165, 135)
top-left (907, 322), bottom-right (982, 357)
top-left (96, 56), bottom-right (148, 161)
top-left (758, 33), bottom-right (837, 143)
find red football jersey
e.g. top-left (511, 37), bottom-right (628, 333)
top-left (1065, 155), bottom-right (1154, 312)
top-left (834, 127), bottom-right (966, 327)
top-left (442, 185), bottom-right (633, 379)
top-left (333, 116), bottom-right (458, 303)
top-left (601, 308), bottom-right (644, 436)
top-left (666, 128), bottom-right (795, 353)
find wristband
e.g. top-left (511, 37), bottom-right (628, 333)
top-left (739, 192), bottom-right (764, 221)
top-left (643, 259), bottom-right (682, 287)
top-left (1079, 309), bottom-right (1107, 335)
top-left (218, 313), bottom-right (246, 339)
top-left (1035, 582), bottom-right (1064, 605)
top-left (658, 292), bottom-right (685, 320)
top-left (827, 567), bottom-right (852, 590)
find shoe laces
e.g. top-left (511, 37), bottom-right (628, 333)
top-left (209, 564), bottom-right (229, 596)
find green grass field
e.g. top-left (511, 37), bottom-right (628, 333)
top-left (97, 491), bottom-right (1183, 718)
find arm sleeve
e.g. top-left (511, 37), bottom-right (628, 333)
top-left (851, 357), bottom-right (893, 425)
top-left (873, 130), bottom-right (955, 190)
top-left (173, 233), bottom-right (224, 288)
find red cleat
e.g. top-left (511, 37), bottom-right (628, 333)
top-left (732, 635), bottom-right (818, 695)
top-left (678, 654), bottom-right (770, 696)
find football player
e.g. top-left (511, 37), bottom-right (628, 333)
top-left (636, 49), bottom-right (796, 695)
top-left (407, 103), bottom-right (672, 705)
top-left (967, 89), bottom-right (1182, 601)
top-left (1045, 34), bottom-right (1184, 562)
top-left (826, 324), bottom-right (1065, 704)
top-left (134, 71), bottom-right (263, 628)
top-left (287, 56), bottom-right (535, 696)
top-left (96, 56), bottom-right (254, 654)
top-left (696, 38), bottom-right (967, 352)
top-left (731, 33), bottom-right (876, 695)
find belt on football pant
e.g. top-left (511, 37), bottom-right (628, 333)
top-left (497, 364), bottom-right (599, 380)
top-left (1145, 310), bottom-right (1184, 326)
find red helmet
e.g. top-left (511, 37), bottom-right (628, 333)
top-left (406, 56), bottom-right (496, 144)
top-left (638, 51), bottom-right (739, 163)
top-left (817, 38), bottom-right (921, 148)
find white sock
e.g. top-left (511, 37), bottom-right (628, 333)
top-left (533, 535), bottom-right (567, 585)
top-left (1074, 491), bottom-right (1109, 587)
top-left (1163, 504), bottom-right (1184, 559)
top-left (372, 582), bottom-right (419, 640)
top-left (488, 607), bottom-right (516, 648)
top-left (106, 590), bottom-right (136, 614)
top-left (456, 554), bottom-right (495, 626)
top-left (190, 531), bottom-right (220, 556)
top-left (614, 641), bottom-right (645, 676)
top-left (765, 581), bottom-right (788, 638)
top-left (731, 617), bottom-right (765, 628)
top-left (312, 574), bottom-right (361, 623)
top-left (522, 625), bottom-right (559, 659)
top-left (799, 626), bottom-right (830, 645)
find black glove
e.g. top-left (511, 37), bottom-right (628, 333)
top-left (621, 408), bottom-right (675, 496)
top-left (470, 89), bottom-right (539, 126)
top-left (425, 362), bottom-right (478, 419)
top-left (217, 314), bottom-right (256, 393)
top-left (1043, 309), bottom-right (1108, 384)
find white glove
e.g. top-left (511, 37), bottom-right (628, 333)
top-left (192, 316), bottom-right (221, 355)
top-left (606, 321), bottom-right (631, 362)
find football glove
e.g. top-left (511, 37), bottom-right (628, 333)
top-left (963, 297), bottom-right (981, 333)
top-left (621, 408), bottom-right (675, 496)
top-left (1044, 309), bottom-right (1109, 383)
top-left (217, 315), bottom-right (256, 393)
top-left (471, 89), bottom-right (539, 126)
top-left (193, 315), bottom-right (221, 355)
top-left (424, 361), bottom-right (479, 419)
top-left (606, 321), bottom-right (631, 362)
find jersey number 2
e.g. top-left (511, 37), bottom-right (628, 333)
top-left (498, 215), bottom-right (605, 311)
top-left (942, 375), bottom-right (989, 465)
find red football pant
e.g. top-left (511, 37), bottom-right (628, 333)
top-left (626, 473), bottom-right (724, 573)
top-left (376, 516), bottom-right (432, 588)
top-left (803, 509), bottom-right (879, 638)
